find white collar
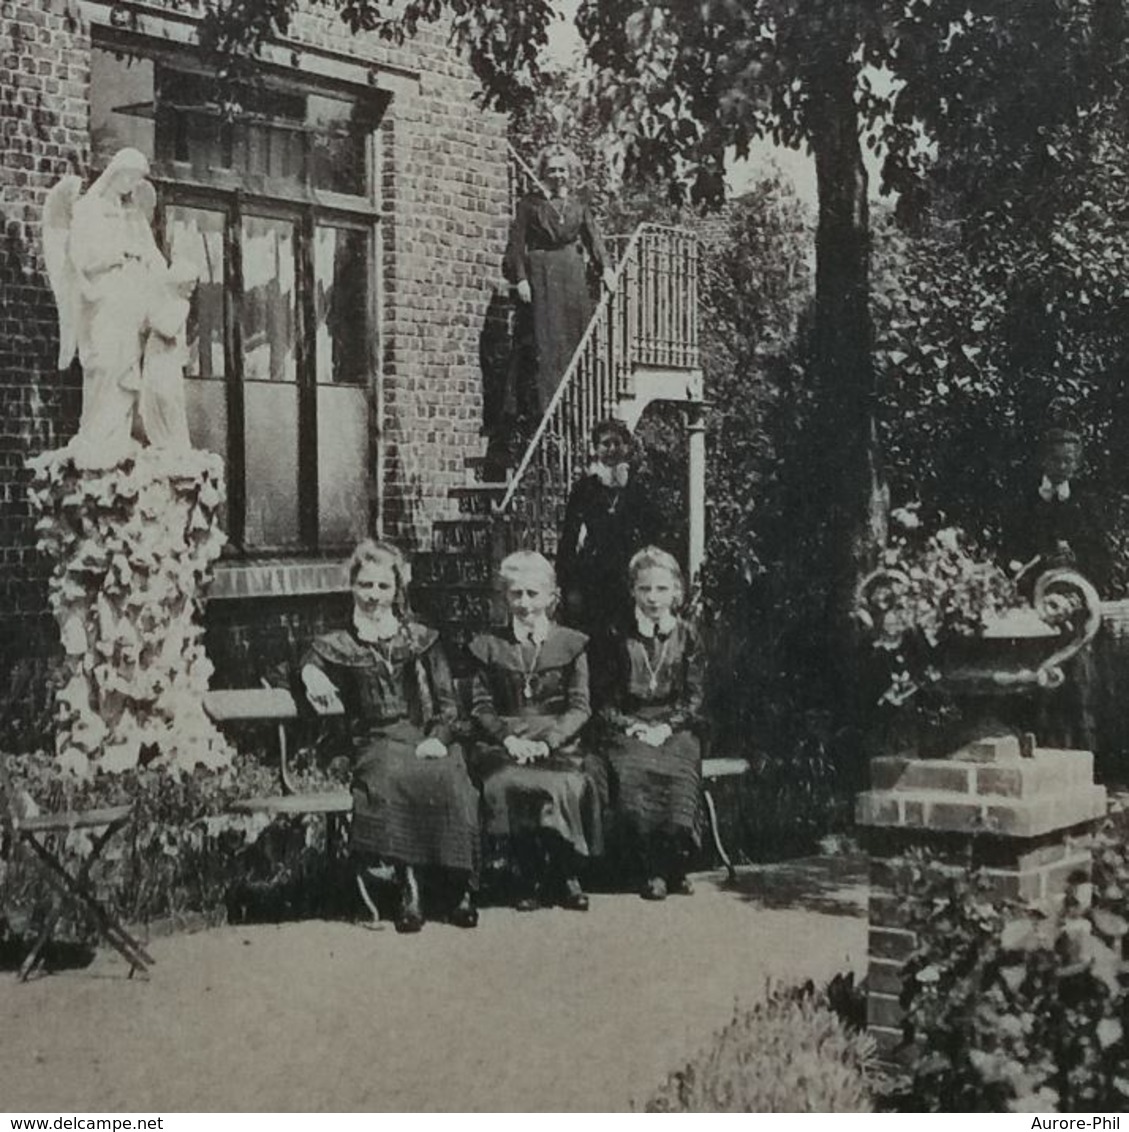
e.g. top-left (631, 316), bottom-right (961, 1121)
top-left (353, 608), bottom-right (401, 643)
top-left (1039, 476), bottom-right (1071, 503)
top-left (590, 461), bottom-right (629, 488)
top-left (513, 616), bottom-right (550, 645)
top-left (635, 608), bottom-right (678, 639)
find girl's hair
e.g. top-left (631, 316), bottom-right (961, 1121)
top-left (498, 550), bottom-right (558, 599)
top-left (590, 417), bottom-right (633, 452)
top-left (536, 144), bottom-right (582, 182)
top-left (628, 545), bottom-right (685, 606)
top-left (348, 539), bottom-right (412, 616)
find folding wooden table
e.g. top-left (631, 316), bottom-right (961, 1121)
top-left (6, 800), bottom-right (155, 981)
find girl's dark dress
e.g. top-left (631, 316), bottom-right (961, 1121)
top-left (601, 618), bottom-right (704, 844)
top-left (468, 624), bottom-right (604, 858)
top-left (503, 193), bottom-right (610, 415)
top-left (302, 622), bottom-right (480, 877)
top-left (557, 472), bottom-right (664, 634)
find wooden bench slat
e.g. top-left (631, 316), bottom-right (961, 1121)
top-left (202, 688), bottom-right (301, 722)
top-left (17, 805), bottom-right (133, 833)
top-left (702, 757), bottom-right (751, 779)
top-left (232, 792), bottom-right (352, 816)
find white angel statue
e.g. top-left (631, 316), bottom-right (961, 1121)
top-left (43, 147), bottom-right (196, 467)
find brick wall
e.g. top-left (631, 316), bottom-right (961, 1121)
top-left (0, 0), bottom-right (89, 680)
top-left (0, 0), bottom-right (511, 706)
top-left (856, 737), bottom-right (1107, 1058)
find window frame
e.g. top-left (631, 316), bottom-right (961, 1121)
top-left (93, 31), bottom-right (386, 558)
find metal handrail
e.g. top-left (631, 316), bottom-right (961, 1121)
top-left (498, 221), bottom-right (653, 514)
top-left (507, 142), bottom-right (547, 200)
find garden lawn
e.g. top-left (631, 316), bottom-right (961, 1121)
top-left (0, 857), bottom-right (867, 1112)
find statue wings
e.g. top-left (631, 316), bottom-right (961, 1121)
top-left (42, 174), bottom-right (83, 370)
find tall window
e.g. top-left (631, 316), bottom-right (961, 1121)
top-left (92, 40), bottom-right (384, 553)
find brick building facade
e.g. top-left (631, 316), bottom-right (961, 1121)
top-left (0, 0), bottom-right (510, 701)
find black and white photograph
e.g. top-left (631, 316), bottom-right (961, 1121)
top-left (2, 0), bottom-right (1128, 1115)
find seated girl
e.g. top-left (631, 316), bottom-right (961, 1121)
top-left (601, 546), bottom-right (704, 900)
top-left (300, 539), bottom-right (480, 933)
top-left (468, 550), bottom-right (603, 911)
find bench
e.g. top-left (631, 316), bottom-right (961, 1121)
top-left (203, 684), bottom-right (748, 884)
top-left (201, 686), bottom-right (352, 845)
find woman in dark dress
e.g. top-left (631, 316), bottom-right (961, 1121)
top-left (557, 419), bottom-right (665, 701)
top-left (601, 547), bottom-right (704, 900)
top-left (300, 540), bottom-right (480, 933)
top-left (503, 145), bottom-right (615, 417)
top-left (467, 551), bottom-right (603, 911)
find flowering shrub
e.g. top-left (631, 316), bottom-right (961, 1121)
top-left (895, 823), bottom-right (1129, 1113)
top-left (856, 513), bottom-right (1017, 707)
top-left (646, 981), bottom-right (876, 1112)
top-left (26, 444), bottom-right (230, 775)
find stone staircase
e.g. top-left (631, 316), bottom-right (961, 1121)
top-left (413, 222), bottom-right (706, 668)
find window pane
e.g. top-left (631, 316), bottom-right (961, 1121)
top-left (243, 121), bottom-right (306, 183)
top-left (241, 215), bottom-right (297, 384)
top-left (185, 378), bottom-right (229, 534)
top-left (165, 206), bottom-right (226, 379)
top-left (315, 226), bottom-right (369, 385)
top-left (244, 382), bottom-right (300, 547)
top-left (91, 47), bottom-right (155, 166)
top-left (308, 95), bottom-right (368, 196)
top-left (318, 385), bottom-right (368, 545)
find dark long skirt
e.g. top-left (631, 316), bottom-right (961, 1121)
top-left (474, 746), bottom-right (604, 858)
top-left (351, 721), bottom-right (480, 876)
top-left (528, 243), bottom-right (593, 413)
top-left (607, 730), bottom-right (701, 843)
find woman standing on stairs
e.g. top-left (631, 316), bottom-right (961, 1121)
top-left (300, 540), bottom-right (481, 933)
top-left (504, 144), bottom-right (616, 420)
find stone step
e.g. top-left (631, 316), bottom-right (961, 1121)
top-left (448, 483), bottom-right (509, 515)
top-left (462, 456), bottom-right (513, 486)
top-left (412, 551), bottom-right (493, 588)
top-left (431, 517), bottom-right (498, 554)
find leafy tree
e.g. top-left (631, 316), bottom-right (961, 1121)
top-left (192, 0), bottom-right (1129, 748)
top-left (873, 111), bottom-right (1129, 597)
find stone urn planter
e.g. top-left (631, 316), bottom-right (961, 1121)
top-left (932, 568), bottom-right (1102, 700)
top-left (853, 563), bottom-right (1107, 1059)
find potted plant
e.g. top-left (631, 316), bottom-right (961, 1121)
top-left (855, 508), bottom-right (1101, 756)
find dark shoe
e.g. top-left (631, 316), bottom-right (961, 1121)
top-left (642, 876), bottom-right (668, 901)
top-left (395, 908), bottom-right (424, 933)
top-left (560, 877), bottom-right (589, 911)
top-left (450, 891), bottom-right (479, 929)
top-left (395, 865), bottom-right (423, 933)
top-left (515, 892), bottom-right (541, 912)
top-left (668, 875), bottom-right (694, 896)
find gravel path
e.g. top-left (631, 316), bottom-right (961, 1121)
top-left (1, 858), bottom-right (868, 1112)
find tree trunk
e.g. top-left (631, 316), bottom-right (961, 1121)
top-left (808, 54), bottom-right (886, 760)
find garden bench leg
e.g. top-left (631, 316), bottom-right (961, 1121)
top-left (703, 787), bottom-right (738, 886)
top-left (355, 869), bottom-right (381, 924)
top-left (18, 820), bottom-right (154, 981)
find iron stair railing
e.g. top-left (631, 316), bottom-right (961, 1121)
top-left (497, 222), bottom-right (701, 555)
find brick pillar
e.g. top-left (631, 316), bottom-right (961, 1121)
top-left (856, 734), bottom-right (1107, 1058)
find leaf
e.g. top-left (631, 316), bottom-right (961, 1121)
top-left (1091, 907), bottom-right (1129, 938)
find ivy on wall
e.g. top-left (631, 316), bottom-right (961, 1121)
top-left (27, 445), bottom-right (231, 775)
